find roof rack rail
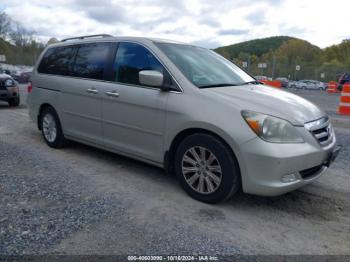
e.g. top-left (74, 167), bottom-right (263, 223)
top-left (61, 34), bottom-right (113, 42)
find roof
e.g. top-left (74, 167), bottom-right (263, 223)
top-left (50, 34), bottom-right (187, 47)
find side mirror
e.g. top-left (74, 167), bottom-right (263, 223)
top-left (139, 70), bottom-right (164, 88)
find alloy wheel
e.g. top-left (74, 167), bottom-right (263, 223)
top-left (181, 146), bottom-right (222, 194)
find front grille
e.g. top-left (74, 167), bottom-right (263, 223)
top-left (299, 165), bottom-right (324, 179)
top-left (305, 117), bottom-right (333, 146)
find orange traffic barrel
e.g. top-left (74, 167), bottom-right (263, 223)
top-left (327, 81), bottom-right (337, 93)
top-left (338, 83), bottom-right (350, 115)
top-left (261, 80), bottom-right (281, 88)
top-left (271, 80), bottom-right (282, 88)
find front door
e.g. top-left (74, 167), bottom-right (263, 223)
top-left (101, 42), bottom-right (170, 163)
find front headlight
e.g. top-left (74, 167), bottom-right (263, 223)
top-left (5, 79), bottom-right (15, 87)
top-left (241, 110), bottom-right (304, 143)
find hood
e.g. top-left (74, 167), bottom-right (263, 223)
top-left (203, 85), bottom-right (326, 125)
top-left (0, 73), bottom-right (12, 80)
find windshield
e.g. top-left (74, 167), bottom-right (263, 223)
top-left (155, 42), bottom-right (254, 88)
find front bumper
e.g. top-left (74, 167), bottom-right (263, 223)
top-left (239, 133), bottom-right (341, 196)
top-left (0, 88), bottom-right (19, 101)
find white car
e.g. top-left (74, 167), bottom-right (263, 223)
top-left (287, 80), bottom-right (301, 89)
top-left (307, 80), bottom-right (327, 90)
top-left (302, 80), bottom-right (326, 90)
top-left (289, 80), bottom-right (324, 90)
top-left (254, 75), bottom-right (272, 81)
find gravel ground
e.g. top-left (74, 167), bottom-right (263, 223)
top-left (0, 139), bottom-right (239, 256)
top-left (0, 141), bottom-right (123, 255)
top-left (0, 85), bottom-right (349, 256)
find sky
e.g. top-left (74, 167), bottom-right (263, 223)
top-left (1, 0), bottom-right (349, 48)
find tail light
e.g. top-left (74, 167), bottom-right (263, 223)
top-left (27, 81), bottom-right (33, 93)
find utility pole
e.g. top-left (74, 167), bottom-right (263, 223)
top-left (295, 65), bottom-right (301, 80)
top-left (272, 53), bottom-right (276, 79)
top-left (247, 55), bottom-right (251, 74)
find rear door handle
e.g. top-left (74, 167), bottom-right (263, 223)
top-left (86, 88), bottom-right (99, 94)
top-left (105, 90), bottom-right (119, 97)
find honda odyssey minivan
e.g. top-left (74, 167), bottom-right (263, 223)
top-left (27, 35), bottom-right (341, 203)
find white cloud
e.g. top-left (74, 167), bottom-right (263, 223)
top-left (1, 0), bottom-right (349, 48)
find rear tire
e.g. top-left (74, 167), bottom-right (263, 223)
top-left (39, 107), bottom-right (67, 148)
top-left (174, 133), bottom-right (240, 204)
top-left (8, 97), bottom-right (20, 107)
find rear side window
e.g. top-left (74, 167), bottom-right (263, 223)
top-left (72, 42), bottom-right (112, 80)
top-left (113, 42), bottom-right (165, 86)
top-left (38, 46), bottom-right (76, 76)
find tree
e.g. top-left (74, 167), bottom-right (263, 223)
top-left (47, 37), bottom-right (59, 46)
top-left (10, 22), bottom-right (35, 47)
top-left (0, 12), bottom-right (11, 38)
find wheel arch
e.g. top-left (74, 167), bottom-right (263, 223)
top-left (164, 128), bottom-right (242, 179)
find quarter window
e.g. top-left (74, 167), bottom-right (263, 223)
top-left (38, 46), bottom-right (76, 76)
top-left (72, 42), bottom-right (111, 80)
top-left (113, 42), bottom-right (165, 86)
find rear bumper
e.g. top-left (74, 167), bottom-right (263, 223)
top-left (239, 134), bottom-right (340, 196)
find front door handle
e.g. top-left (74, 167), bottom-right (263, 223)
top-left (105, 90), bottom-right (120, 97)
top-left (86, 88), bottom-right (99, 94)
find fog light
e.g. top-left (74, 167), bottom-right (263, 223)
top-left (10, 86), bottom-right (19, 93)
top-left (281, 173), bottom-right (298, 183)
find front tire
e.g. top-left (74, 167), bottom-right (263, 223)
top-left (174, 133), bottom-right (241, 203)
top-left (8, 97), bottom-right (20, 107)
top-left (40, 107), bottom-right (67, 148)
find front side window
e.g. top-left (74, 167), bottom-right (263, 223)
top-left (156, 43), bottom-right (254, 88)
top-left (113, 42), bottom-right (165, 86)
top-left (72, 42), bottom-right (111, 80)
top-left (38, 46), bottom-right (76, 76)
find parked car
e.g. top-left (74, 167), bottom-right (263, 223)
top-left (255, 75), bottom-right (272, 81)
top-left (17, 71), bottom-right (32, 83)
top-left (289, 80), bottom-right (323, 90)
top-left (0, 73), bottom-right (20, 106)
top-left (314, 80), bottom-right (327, 90)
top-left (339, 73), bottom-right (350, 85)
top-left (338, 73), bottom-right (350, 91)
top-left (288, 80), bottom-right (304, 89)
top-left (275, 77), bottom-right (289, 88)
top-left (302, 80), bottom-right (326, 90)
top-left (255, 75), bottom-right (268, 81)
top-left (10, 70), bottom-right (21, 82)
top-left (287, 80), bottom-right (297, 88)
top-left (27, 35), bottom-right (341, 203)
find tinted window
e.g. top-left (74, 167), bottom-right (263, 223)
top-left (73, 42), bottom-right (111, 80)
top-left (38, 46), bottom-right (76, 76)
top-left (113, 42), bottom-right (165, 86)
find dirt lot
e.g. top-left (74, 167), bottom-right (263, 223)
top-left (0, 86), bottom-right (349, 255)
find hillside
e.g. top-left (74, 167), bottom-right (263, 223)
top-left (214, 36), bottom-right (350, 81)
top-left (215, 36), bottom-right (305, 59)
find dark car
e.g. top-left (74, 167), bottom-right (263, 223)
top-left (275, 77), bottom-right (289, 88)
top-left (18, 71), bottom-right (32, 83)
top-left (10, 71), bottom-right (21, 82)
top-left (338, 73), bottom-right (350, 91)
top-left (0, 74), bottom-right (20, 107)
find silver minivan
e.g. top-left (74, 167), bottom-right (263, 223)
top-left (27, 35), bottom-right (341, 203)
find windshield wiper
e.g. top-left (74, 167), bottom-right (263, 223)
top-left (240, 80), bottom-right (263, 85)
top-left (198, 83), bottom-right (238, 88)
